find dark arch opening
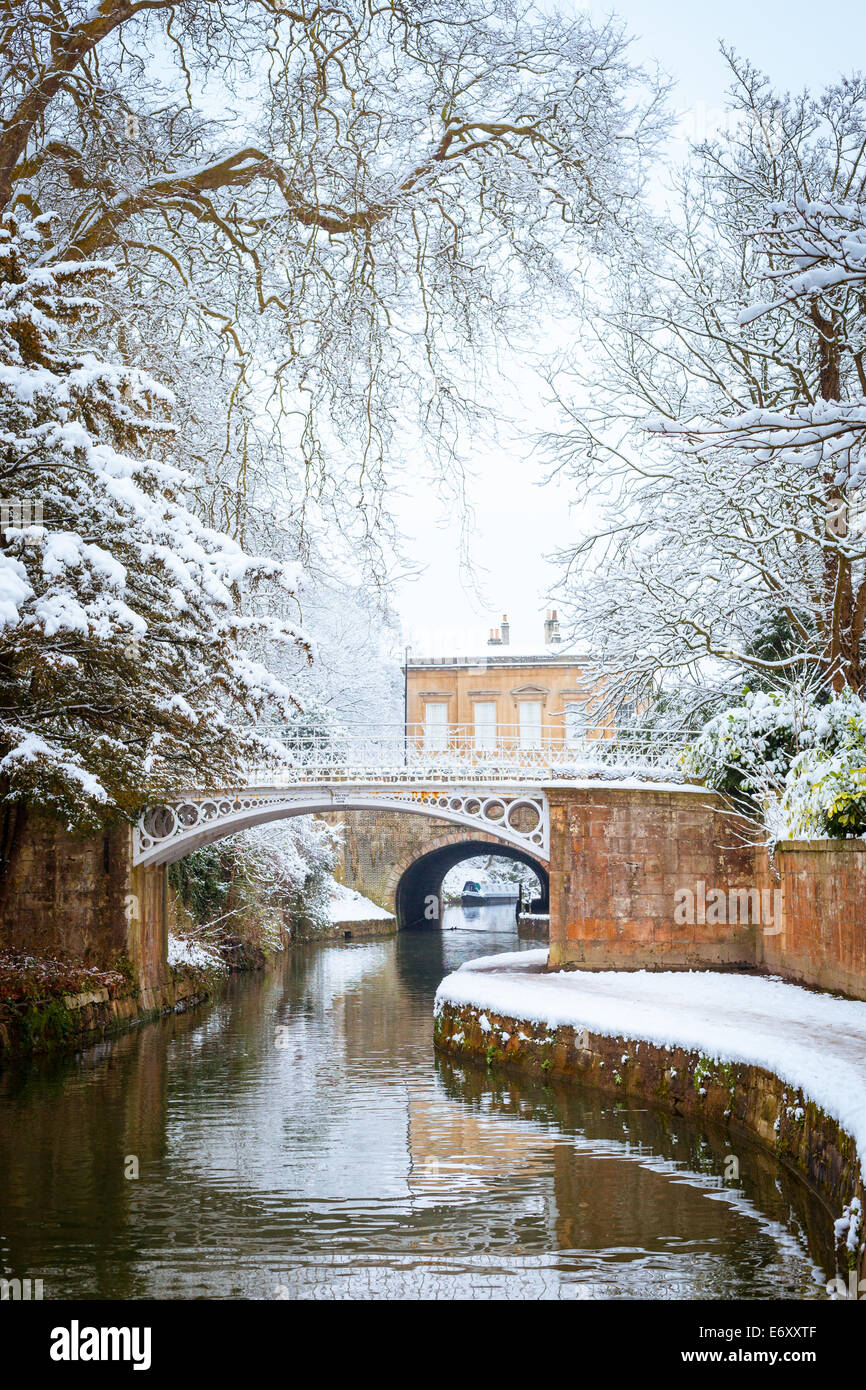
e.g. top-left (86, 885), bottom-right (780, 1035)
top-left (395, 839), bottom-right (549, 930)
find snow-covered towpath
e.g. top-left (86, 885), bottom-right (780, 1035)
top-left (436, 950), bottom-right (866, 1158)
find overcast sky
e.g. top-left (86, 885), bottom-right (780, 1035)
top-left (393, 0), bottom-right (866, 658)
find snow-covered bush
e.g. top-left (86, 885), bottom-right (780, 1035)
top-left (167, 931), bottom-right (228, 977)
top-left (168, 816), bottom-right (340, 949)
top-left (780, 743), bottom-right (866, 839)
top-left (684, 689), bottom-right (866, 837)
top-left (0, 213), bottom-right (307, 832)
top-left (681, 691), bottom-right (825, 804)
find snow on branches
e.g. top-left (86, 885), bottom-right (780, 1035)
top-left (683, 687), bottom-right (866, 842)
top-left (644, 192), bottom-right (866, 693)
top-left (548, 66), bottom-right (866, 708)
top-left (740, 197), bottom-right (866, 327)
top-left (0, 213), bottom-right (307, 831)
top-left (0, 0), bottom-right (669, 570)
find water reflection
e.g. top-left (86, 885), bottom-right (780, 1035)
top-left (0, 907), bottom-right (831, 1300)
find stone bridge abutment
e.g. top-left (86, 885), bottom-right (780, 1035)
top-left (320, 809), bottom-right (549, 927)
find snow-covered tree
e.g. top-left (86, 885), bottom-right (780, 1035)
top-left (0, 212), bottom-right (306, 835)
top-left (0, 0), bottom-right (668, 563)
top-left (546, 59), bottom-right (866, 717)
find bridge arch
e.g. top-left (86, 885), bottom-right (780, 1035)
top-left (134, 786), bottom-right (549, 867)
top-left (392, 835), bottom-right (549, 930)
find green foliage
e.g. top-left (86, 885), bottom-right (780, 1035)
top-left (168, 845), bottom-right (230, 925)
top-left (683, 689), bottom-right (866, 835)
top-left (169, 820), bottom-right (339, 950)
top-left (781, 748), bottom-right (866, 838)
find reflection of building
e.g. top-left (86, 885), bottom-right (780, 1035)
top-left (404, 612), bottom-right (624, 751)
top-left (406, 1086), bottom-right (556, 1197)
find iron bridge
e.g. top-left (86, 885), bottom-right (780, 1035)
top-left (133, 725), bottom-right (683, 868)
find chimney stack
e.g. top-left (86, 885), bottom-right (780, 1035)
top-left (488, 626), bottom-right (502, 646)
top-left (544, 609), bottom-right (561, 645)
top-left (500, 614), bottom-right (510, 646)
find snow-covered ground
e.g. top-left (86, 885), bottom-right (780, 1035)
top-left (328, 879), bottom-right (395, 924)
top-left (436, 950), bottom-right (866, 1160)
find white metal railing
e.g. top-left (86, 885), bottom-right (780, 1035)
top-left (242, 722), bottom-right (686, 785)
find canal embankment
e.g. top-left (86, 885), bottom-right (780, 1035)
top-left (0, 947), bottom-right (215, 1056)
top-left (326, 880), bottom-right (396, 938)
top-left (435, 949), bottom-right (866, 1286)
top-left (0, 872), bottom-right (397, 1058)
top-left (0, 913), bottom-right (835, 1299)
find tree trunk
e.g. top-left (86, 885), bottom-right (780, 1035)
top-left (812, 305), bottom-right (859, 691)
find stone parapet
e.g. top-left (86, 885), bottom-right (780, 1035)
top-left (546, 784), bottom-right (757, 972)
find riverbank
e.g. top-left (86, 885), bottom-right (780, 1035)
top-left (326, 881), bottom-right (397, 938)
top-left (434, 950), bottom-right (866, 1286)
top-left (0, 953), bottom-right (215, 1058)
top-left (0, 911), bottom-right (834, 1300)
top-left (0, 879), bottom-right (399, 1059)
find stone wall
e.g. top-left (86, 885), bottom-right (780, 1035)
top-left (322, 809), bottom-right (460, 910)
top-left (0, 811), bottom-right (167, 993)
top-left (0, 808), bottom-right (132, 968)
top-left (0, 972), bottom-right (208, 1056)
top-left (760, 841), bottom-right (866, 1001)
top-left (545, 786), bottom-right (866, 1001)
top-left (547, 785), bottom-right (757, 972)
top-left (321, 808), bottom-right (546, 920)
top-left (435, 998), bottom-right (864, 1284)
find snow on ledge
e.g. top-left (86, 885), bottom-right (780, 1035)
top-left (328, 879), bottom-right (395, 923)
top-left (436, 950), bottom-right (866, 1162)
top-left (543, 777), bottom-right (694, 792)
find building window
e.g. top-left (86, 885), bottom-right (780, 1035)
top-left (616, 699), bottom-right (636, 725)
top-left (423, 702), bottom-right (449, 751)
top-left (565, 701), bottom-right (589, 743)
top-left (518, 700), bottom-right (542, 749)
top-left (474, 701), bottom-right (497, 750)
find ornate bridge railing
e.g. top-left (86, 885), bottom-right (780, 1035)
top-left (242, 722), bottom-right (686, 785)
top-left (133, 724), bottom-right (687, 867)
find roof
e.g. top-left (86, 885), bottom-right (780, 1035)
top-left (405, 643), bottom-right (592, 669)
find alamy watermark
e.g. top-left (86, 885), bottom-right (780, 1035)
top-left (0, 1274), bottom-right (44, 1299)
top-left (674, 881), bottom-right (782, 936)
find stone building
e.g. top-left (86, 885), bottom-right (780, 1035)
top-left (404, 611), bottom-right (622, 750)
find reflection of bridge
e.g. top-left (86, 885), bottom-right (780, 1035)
top-left (133, 724), bottom-right (683, 869)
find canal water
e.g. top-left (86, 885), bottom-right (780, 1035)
top-left (0, 906), bottom-right (833, 1300)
